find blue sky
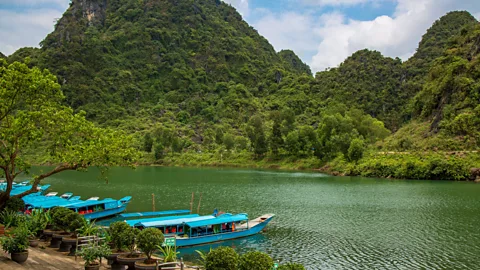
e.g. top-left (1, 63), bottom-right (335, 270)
top-left (1, 0), bottom-right (480, 73)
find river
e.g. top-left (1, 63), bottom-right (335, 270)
top-left (24, 166), bottom-right (480, 269)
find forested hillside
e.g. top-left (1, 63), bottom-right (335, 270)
top-left (6, 1), bottom-right (480, 180)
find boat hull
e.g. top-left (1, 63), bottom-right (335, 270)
top-left (83, 203), bottom-right (129, 220)
top-left (175, 216), bottom-right (273, 247)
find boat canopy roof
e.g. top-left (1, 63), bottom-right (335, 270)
top-left (120, 209), bottom-right (191, 218)
top-left (185, 214), bottom-right (248, 228)
top-left (138, 215), bottom-right (215, 228)
top-left (126, 214), bottom-right (200, 226)
top-left (64, 198), bottom-right (116, 208)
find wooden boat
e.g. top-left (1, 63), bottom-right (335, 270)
top-left (135, 213), bottom-right (275, 247)
top-left (172, 213), bottom-right (275, 247)
top-left (24, 196), bottom-right (132, 220)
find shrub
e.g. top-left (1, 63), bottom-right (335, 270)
top-left (278, 263), bottom-right (306, 270)
top-left (0, 210), bottom-right (25, 229)
top-left (159, 245), bottom-right (180, 263)
top-left (76, 220), bottom-right (99, 237)
top-left (77, 242), bottom-right (111, 266)
top-left (66, 211), bottom-right (85, 233)
top-left (137, 228), bottom-right (164, 263)
top-left (4, 197), bottom-right (25, 212)
top-left (238, 251), bottom-right (273, 270)
top-left (0, 225), bottom-right (29, 253)
top-left (205, 247), bottom-right (239, 270)
top-left (51, 207), bottom-right (76, 231)
top-left (26, 210), bottom-right (49, 237)
top-left (109, 221), bottom-right (132, 252)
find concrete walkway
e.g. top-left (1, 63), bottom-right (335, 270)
top-left (0, 240), bottom-right (199, 269)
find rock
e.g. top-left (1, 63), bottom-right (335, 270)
top-left (475, 176), bottom-right (480, 183)
top-left (470, 168), bottom-right (480, 181)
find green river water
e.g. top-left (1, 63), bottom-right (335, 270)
top-left (25, 166), bottom-right (480, 269)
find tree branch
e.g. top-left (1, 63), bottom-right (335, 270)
top-left (13, 163), bottom-right (83, 198)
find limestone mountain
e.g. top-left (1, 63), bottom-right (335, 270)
top-left (278, 50), bottom-right (312, 76)
top-left (36, 0), bottom-right (301, 122)
top-left (312, 49), bottom-right (405, 130)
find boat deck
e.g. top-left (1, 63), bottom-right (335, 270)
top-left (238, 214), bottom-right (275, 229)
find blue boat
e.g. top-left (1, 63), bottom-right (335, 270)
top-left (166, 213), bottom-right (275, 247)
top-left (25, 196), bottom-right (132, 220)
top-left (120, 210), bottom-right (192, 218)
top-left (133, 215), bottom-right (217, 235)
top-left (1, 184), bottom-right (51, 196)
top-left (127, 214), bottom-right (202, 227)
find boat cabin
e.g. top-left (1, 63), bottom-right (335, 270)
top-left (134, 215), bottom-right (216, 235)
top-left (183, 214), bottom-right (249, 238)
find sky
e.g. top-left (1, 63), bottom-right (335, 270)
top-left (1, 0), bottom-right (480, 73)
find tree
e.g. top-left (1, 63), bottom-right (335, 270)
top-left (347, 138), bottom-right (365, 162)
top-left (0, 60), bottom-right (139, 207)
top-left (269, 111), bottom-right (284, 156)
top-left (223, 133), bottom-right (235, 150)
top-left (285, 131), bottom-right (300, 157)
top-left (154, 143), bottom-right (165, 160)
top-left (143, 133), bottom-right (153, 152)
top-left (247, 115), bottom-right (268, 158)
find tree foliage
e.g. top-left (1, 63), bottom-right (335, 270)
top-left (0, 59), bottom-right (139, 205)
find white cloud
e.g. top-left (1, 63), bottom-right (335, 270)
top-left (0, 9), bottom-right (62, 55)
top-left (474, 12), bottom-right (480, 20)
top-left (252, 11), bottom-right (319, 60)
top-left (223, 0), bottom-right (250, 17)
top-left (0, 0), bottom-right (69, 8)
top-left (309, 0), bottom-right (480, 72)
top-left (300, 0), bottom-right (384, 7)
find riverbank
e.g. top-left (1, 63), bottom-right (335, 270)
top-left (141, 150), bottom-right (480, 181)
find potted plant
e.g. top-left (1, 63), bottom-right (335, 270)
top-left (50, 207), bottom-right (78, 249)
top-left (26, 210), bottom-right (48, 247)
top-left (0, 225), bottom-right (30, 263)
top-left (116, 226), bottom-right (146, 269)
top-left (107, 221), bottom-right (131, 266)
top-left (77, 242), bottom-right (111, 270)
top-left (134, 228), bottom-right (164, 269)
top-left (59, 212), bottom-right (86, 252)
top-left (63, 218), bottom-right (97, 256)
top-left (159, 245), bottom-right (180, 263)
top-left (0, 210), bottom-right (25, 230)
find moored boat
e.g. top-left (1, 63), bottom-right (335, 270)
top-left (172, 213), bottom-right (275, 247)
top-left (24, 196), bottom-right (132, 220)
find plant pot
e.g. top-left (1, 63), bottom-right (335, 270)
top-left (11, 251), bottom-right (28, 263)
top-left (134, 261), bottom-right (159, 270)
top-left (117, 253), bottom-right (147, 270)
top-left (108, 252), bottom-right (128, 270)
top-left (29, 239), bottom-right (39, 247)
top-left (49, 234), bottom-right (64, 248)
top-left (85, 262), bottom-right (100, 270)
top-left (62, 237), bottom-right (78, 256)
top-left (44, 229), bottom-right (61, 242)
top-left (58, 241), bottom-right (72, 252)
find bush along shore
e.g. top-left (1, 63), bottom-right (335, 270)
top-left (0, 199), bottom-right (306, 270)
top-left (133, 149), bottom-right (480, 181)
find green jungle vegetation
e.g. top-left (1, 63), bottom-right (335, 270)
top-left (3, 0), bottom-right (480, 181)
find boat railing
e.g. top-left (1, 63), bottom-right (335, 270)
top-left (190, 227), bottom-right (248, 238)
